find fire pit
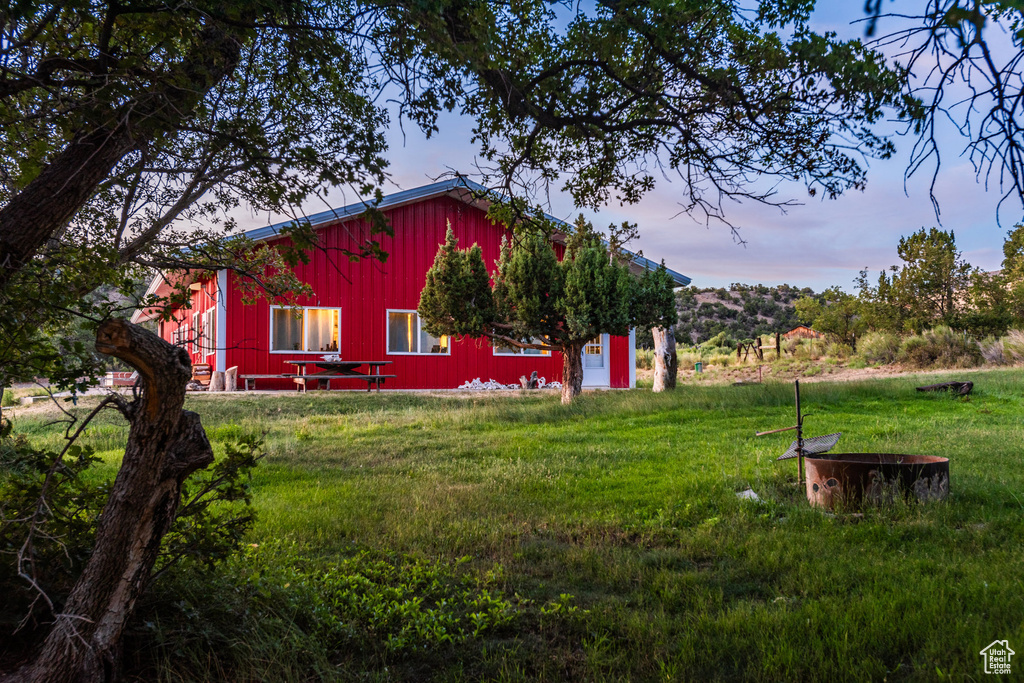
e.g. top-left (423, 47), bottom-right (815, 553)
top-left (757, 382), bottom-right (951, 510)
top-left (804, 453), bottom-right (950, 510)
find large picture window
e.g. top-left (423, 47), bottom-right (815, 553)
top-left (387, 310), bottom-right (449, 355)
top-left (270, 307), bottom-right (340, 353)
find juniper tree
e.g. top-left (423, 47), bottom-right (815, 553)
top-left (1002, 225), bottom-right (1024, 327)
top-left (418, 219), bottom-right (676, 404)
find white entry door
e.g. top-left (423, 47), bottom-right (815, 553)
top-left (581, 334), bottom-right (610, 387)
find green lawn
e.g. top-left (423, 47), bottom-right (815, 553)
top-left (9, 369), bottom-right (1024, 681)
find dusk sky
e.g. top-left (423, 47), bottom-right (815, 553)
top-left (248, 4), bottom-right (1022, 293)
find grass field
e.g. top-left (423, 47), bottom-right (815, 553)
top-left (8, 369), bottom-right (1024, 681)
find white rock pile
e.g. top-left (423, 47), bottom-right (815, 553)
top-left (456, 377), bottom-right (561, 390)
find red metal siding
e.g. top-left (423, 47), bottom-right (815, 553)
top-left (609, 334), bottom-right (630, 388)
top-left (203, 195), bottom-right (629, 390)
top-left (160, 276), bottom-right (219, 368)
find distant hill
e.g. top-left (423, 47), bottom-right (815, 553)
top-left (638, 283), bottom-right (818, 348)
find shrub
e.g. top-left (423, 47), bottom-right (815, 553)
top-left (122, 545), bottom-right (525, 680)
top-left (0, 424), bottom-right (263, 636)
top-left (701, 331), bottom-right (735, 350)
top-left (897, 326), bottom-right (983, 369)
top-left (824, 341), bottom-right (853, 359)
top-left (979, 337), bottom-right (1006, 365)
top-left (1004, 329), bottom-right (1024, 364)
top-left (857, 331), bottom-right (902, 365)
top-left (791, 338), bottom-right (826, 360)
top-left (635, 348), bottom-right (654, 370)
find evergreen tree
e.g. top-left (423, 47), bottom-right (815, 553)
top-left (419, 218), bottom-right (675, 404)
top-left (893, 228), bottom-right (972, 329)
top-left (1002, 224), bottom-right (1024, 328)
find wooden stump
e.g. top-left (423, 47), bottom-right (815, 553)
top-left (210, 371), bottom-right (225, 392)
top-left (652, 326), bottom-right (677, 392)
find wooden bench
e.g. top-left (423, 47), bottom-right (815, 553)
top-left (293, 374), bottom-right (397, 393)
top-left (240, 374), bottom-right (301, 391)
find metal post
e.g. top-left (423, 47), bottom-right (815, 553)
top-left (795, 380), bottom-right (804, 486)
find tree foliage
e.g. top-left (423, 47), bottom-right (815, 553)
top-left (794, 286), bottom-right (863, 346)
top-left (1002, 224), bottom-right (1024, 324)
top-left (866, 0), bottom-right (1024, 215)
top-left (894, 228), bottom-right (973, 329)
top-left (0, 0), bottom-right (920, 390)
top-left (850, 225), bottom-right (1024, 339)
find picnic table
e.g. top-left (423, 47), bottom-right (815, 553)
top-left (284, 360), bottom-right (395, 393)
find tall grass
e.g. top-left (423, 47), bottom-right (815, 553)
top-left (1004, 329), bottom-right (1024, 363)
top-left (897, 326), bottom-right (983, 369)
top-left (636, 346), bottom-right (736, 370)
top-left (857, 330), bottom-right (902, 364)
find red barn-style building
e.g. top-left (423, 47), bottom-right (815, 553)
top-left (132, 180), bottom-right (690, 391)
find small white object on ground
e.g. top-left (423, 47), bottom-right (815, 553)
top-left (736, 488), bottom-right (761, 502)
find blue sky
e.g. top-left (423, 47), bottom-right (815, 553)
top-left (248, 4), bottom-right (1021, 293)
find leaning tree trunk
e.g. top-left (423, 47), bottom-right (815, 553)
top-left (17, 319), bottom-right (213, 683)
top-left (561, 340), bottom-right (586, 405)
top-left (652, 326), bottom-right (677, 392)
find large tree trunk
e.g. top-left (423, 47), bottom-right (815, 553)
top-left (15, 320), bottom-right (213, 683)
top-left (561, 340), bottom-right (586, 405)
top-left (652, 326), bottom-right (677, 392)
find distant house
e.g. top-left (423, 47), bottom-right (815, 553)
top-left (782, 325), bottom-right (825, 340)
top-left (132, 179), bottom-right (690, 390)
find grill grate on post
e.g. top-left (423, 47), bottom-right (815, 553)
top-left (755, 380), bottom-right (840, 484)
top-left (776, 432), bottom-right (841, 461)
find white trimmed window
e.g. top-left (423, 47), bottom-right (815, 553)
top-left (202, 307), bottom-right (216, 357)
top-left (387, 310), bottom-right (449, 355)
top-left (270, 306), bottom-right (340, 353)
top-left (584, 336), bottom-right (605, 368)
top-left (176, 323), bottom-right (190, 351)
top-left (493, 338), bottom-right (551, 356)
top-left (192, 312), bottom-right (201, 355)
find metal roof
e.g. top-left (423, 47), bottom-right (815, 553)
top-left (240, 177), bottom-right (691, 286)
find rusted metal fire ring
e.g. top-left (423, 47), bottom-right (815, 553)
top-left (804, 453), bottom-right (950, 510)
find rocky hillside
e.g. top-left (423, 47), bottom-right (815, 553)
top-left (672, 283), bottom-right (817, 345)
